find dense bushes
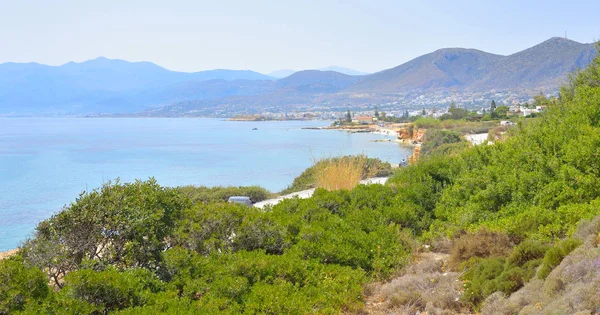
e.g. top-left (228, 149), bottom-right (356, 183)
top-left (60, 268), bottom-right (157, 313)
top-left (420, 129), bottom-right (465, 157)
top-left (0, 256), bottom-right (49, 314)
top-left (459, 239), bottom-right (555, 307)
top-left (537, 238), bottom-right (581, 279)
top-left (2, 178), bottom-right (413, 313)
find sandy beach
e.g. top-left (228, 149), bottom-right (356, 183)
top-left (371, 127), bottom-right (398, 136)
top-left (0, 249), bottom-right (18, 261)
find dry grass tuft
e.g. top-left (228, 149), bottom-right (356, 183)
top-left (313, 155), bottom-right (379, 191)
top-left (449, 229), bottom-right (513, 271)
top-left (431, 237), bottom-right (454, 254)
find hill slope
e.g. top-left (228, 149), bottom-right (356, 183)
top-left (476, 37), bottom-right (598, 90)
top-left (348, 49), bottom-right (502, 92)
top-left (349, 37), bottom-right (597, 93)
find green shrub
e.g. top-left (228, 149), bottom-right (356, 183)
top-left (112, 292), bottom-right (199, 314)
top-left (0, 257), bottom-right (49, 314)
top-left (462, 257), bottom-right (507, 305)
top-left (61, 268), bottom-right (159, 313)
top-left (462, 257), bottom-right (540, 308)
top-left (537, 238), bottom-right (582, 279)
top-left (420, 129), bottom-right (465, 157)
top-left (173, 202), bottom-right (248, 255)
top-left (508, 239), bottom-right (549, 266)
top-left (162, 249), bottom-right (366, 313)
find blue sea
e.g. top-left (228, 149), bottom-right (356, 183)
top-left (0, 117), bottom-right (412, 251)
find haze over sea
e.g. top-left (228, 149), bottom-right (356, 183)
top-left (0, 117), bottom-right (412, 251)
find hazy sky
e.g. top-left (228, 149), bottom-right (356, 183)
top-left (1, 0), bottom-right (599, 73)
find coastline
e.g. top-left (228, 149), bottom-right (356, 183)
top-left (0, 119), bottom-right (413, 253)
top-left (310, 123), bottom-right (422, 165)
top-left (309, 123), bottom-right (420, 146)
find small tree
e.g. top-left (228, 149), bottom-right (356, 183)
top-left (374, 107), bottom-right (379, 118)
top-left (490, 100), bottom-right (498, 118)
top-left (345, 110), bottom-right (352, 123)
top-left (494, 106), bottom-right (510, 119)
top-left (23, 179), bottom-right (190, 286)
top-left (534, 92), bottom-right (548, 106)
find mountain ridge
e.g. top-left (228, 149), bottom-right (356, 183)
top-left (347, 37), bottom-right (596, 93)
top-left (0, 38), bottom-right (597, 116)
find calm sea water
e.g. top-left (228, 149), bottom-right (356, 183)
top-left (0, 117), bottom-right (412, 251)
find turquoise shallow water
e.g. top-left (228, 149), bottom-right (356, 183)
top-left (0, 117), bottom-right (412, 251)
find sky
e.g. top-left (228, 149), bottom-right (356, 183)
top-left (0, 0), bottom-right (599, 74)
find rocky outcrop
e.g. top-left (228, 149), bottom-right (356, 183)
top-left (396, 124), bottom-right (423, 164)
top-left (409, 146), bottom-right (420, 164)
top-left (397, 126), bottom-right (425, 143)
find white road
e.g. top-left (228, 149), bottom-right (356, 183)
top-left (253, 177), bottom-right (388, 209)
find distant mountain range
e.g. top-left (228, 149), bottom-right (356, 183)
top-left (0, 37), bottom-right (596, 116)
top-left (0, 57), bottom-right (274, 115)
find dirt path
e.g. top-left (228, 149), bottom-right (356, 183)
top-left (361, 252), bottom-right (473, 315)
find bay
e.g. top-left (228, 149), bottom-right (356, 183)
top-left (0, 117), bottom-right (412, 251)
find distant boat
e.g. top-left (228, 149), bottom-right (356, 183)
top-left (252, 128), bottom-right (258, 130)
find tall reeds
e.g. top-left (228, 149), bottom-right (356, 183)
top-left (313, 155), bottom-right (380, 191)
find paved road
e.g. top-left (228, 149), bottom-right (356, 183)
top-left (253, 177), bottom-right (388, 209)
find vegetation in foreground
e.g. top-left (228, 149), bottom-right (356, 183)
top-left (2, 45), bottom-right (600, 314)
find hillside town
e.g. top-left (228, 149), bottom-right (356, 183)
top-left (232, 91), bottom-right (552, 122)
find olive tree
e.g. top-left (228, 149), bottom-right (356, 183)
top-left (22, 179), bottom-right (190, 286)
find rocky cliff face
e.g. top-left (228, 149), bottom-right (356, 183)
top-left (397, 126), bottom-right (425, 143)
top-left (409, 146), bottom-right (421, 164)
top-left (396, 126), bottom-right (424, 164)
